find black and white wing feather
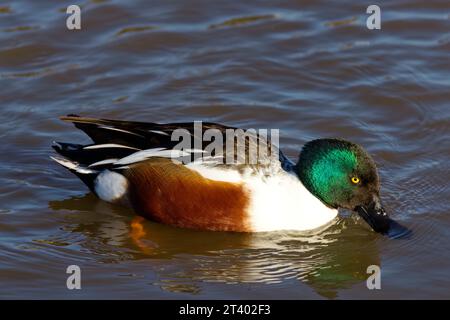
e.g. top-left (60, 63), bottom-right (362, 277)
top-left (52, 114), bottom-right (289, 190)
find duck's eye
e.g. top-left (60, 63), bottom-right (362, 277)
top-left (351, 177), bottom-right (360, 184)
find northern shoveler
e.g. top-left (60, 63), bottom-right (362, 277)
top-left (51, 115), bottom-right (409, 236)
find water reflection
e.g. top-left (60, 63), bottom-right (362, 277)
top-left (49, 194), bottom-right (380, 298)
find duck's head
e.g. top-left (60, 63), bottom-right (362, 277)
top-left (296, 138), bottom-right (409, 237)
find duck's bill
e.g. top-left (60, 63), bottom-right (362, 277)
top-left (355, 204), bottom-right (411, 239)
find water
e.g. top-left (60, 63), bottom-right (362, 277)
top-left (0, 0), bottom-right (449, 299)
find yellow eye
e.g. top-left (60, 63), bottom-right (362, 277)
top-left (351, 177), bottom-right (360, 184)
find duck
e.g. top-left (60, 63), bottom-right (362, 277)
top-left (51, 114), bottom-right (409, 237)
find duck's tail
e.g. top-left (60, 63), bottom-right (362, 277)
top-left (50, 154), bottom-right (99, 193)
top-left (51, 114), bottom-right (152, 193)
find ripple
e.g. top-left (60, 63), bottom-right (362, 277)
top-left (3, 26), bottom-right (39, 33)
top-left (325, 16), bottom-right (359, 28)
top-left (209, 14), bottom-right (277, 29)
top-left (0, 44), bottom-right (60, 68)
top-left (115, 25), bottom-right (158, 36)
top-left (0, 6), bottom-right (11, 14)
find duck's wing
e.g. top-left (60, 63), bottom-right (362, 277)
top-left (55, 114), bottom-right (284, 168)
top-left (52, 115), bottom-right (287, 192)
top-left (58, 114), bottom-right (235, 150)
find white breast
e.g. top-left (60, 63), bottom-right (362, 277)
top-left (243, 171), bottom-right (338, 232)
top-left (189, 164), bottom-right (338, 232)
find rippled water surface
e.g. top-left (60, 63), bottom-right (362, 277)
top-left (0, 0), bottom-right (449, 299)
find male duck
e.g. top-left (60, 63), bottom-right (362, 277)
top-left (51, 115), bottom-right (408, 236)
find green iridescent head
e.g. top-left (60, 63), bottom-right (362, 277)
top-left (296, 138), bottom-right (379, 209)
top-left (295, 138), bottom-right (408, 236)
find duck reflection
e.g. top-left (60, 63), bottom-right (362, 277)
top-left (49, 194), bottom-right (380, 299)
